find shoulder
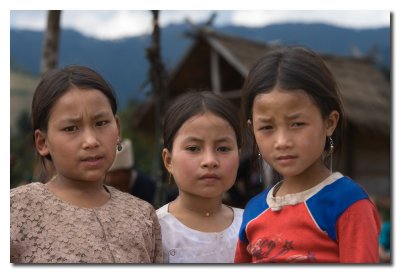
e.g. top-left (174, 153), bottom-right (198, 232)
top-left (156, 203), bottom-right (169, 219)
top-left (108, 185), bottom-right (152, 206)
top-left (307, 175), bottom-right (369, 211)
top-left (340, 199), bottom-right (379, 221)
top-left (238, 188), bottom-right (272, 243)
top-left (154, 204), bottom-right (182, 241)
top-left (306, 175), bottom-right (371, 240)
top-left (230, 206), bottom-right (244, 230)
top-left (156, 204), bottom-right (176, 230)
top-left (107, 186), bottom-right (157, 218)
top-left (11, 182), bottom-right (46, 205)
top-left (232, 206), bottom-right (244, 215)
top-left (11, 182), bottom-right (45, 194)
top-left (336, 198), bottom-right (381, 261)
top-left (231, 206), bottom-right (244, 221)
top-left (11, 183), bottom-right (47, 229)
top-left (243, 187), bottom-right (271, 220)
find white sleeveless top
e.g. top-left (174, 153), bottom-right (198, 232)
top-left (156, 204), bottom-right (243, 263)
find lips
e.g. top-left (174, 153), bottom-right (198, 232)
top-left (276, 155), bottom-right (297, 165)
top-left (277, 155), bottom-right (296, 160)
top-left (200, 173), bottom-right (220, 180)
top-left (82, 155), bottom-right (103, 161)
top-left (81, 155), bottom-right (104, 167)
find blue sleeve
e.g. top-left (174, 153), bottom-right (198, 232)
top-left (238, 188), bottom-right (270, 244)
top-left (306, 176), bottom-right (369, 241)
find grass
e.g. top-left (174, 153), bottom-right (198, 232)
top-left (10, 69), bottom-right (39, 133)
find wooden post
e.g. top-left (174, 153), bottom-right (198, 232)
top-left (40, 10), bottom-right (61, 76)
top-left (210, 50), bottom-right (221, 94)
top-left (146, 10), bottom-right (167, 207)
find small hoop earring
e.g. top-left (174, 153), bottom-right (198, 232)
top-left (329, 136), bottom-right (334, 173)
top-left (117, 142), bottom-right (122, 152)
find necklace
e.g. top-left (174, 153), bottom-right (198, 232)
top-left (171, 199), bottom-right (220, 217)
top-left (49, 174), bottom-right (58, 182)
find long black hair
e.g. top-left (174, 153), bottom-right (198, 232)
top-left (242, 46), bottom-right (345, 183)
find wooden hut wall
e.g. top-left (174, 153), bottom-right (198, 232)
top-left (336, 125), bottom-right (390, 197)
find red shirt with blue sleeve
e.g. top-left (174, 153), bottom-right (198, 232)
top-left (234, 173), bottom-right (381, 263)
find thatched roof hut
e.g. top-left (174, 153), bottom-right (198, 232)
top-left (134, 29), bottom-right (390, 198)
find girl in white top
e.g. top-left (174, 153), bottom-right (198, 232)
top-left (157, 91), bottom-right (244, 263)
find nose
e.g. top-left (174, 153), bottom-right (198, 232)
top-left (274, 129), bottom-right (292, 150)
top-left (82, 128), bottom-right (100, 150)
top-left (201, 149), bottom-right (219, 169)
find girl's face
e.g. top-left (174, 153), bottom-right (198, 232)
top-left (163, 112), bottom-right (239, 199)
top-left (251, 89), bottom-right (338, 180)
top-left (35, 88), bottom-right (120, 183)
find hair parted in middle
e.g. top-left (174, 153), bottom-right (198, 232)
top-left (31, 64), bottom-right (118, 166)
top-left (162, 91), bottom-right (242, 152)
top-left (242, 46), bottom-right (345, 155)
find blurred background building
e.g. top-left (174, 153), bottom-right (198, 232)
top-left (10, 10), bottom-right (390, 209)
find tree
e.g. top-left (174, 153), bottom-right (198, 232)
top-left (147, 10), bottom-right (168, 115)
top-left (32, 10), bottom-right (61, 182)
top-left (40, 10), bottom-right (61, 76)
top-left (146, 10), bottom-right (168, 206)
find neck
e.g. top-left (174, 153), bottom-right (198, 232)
top-left (46, 174), bottom-right (110, 208)
top-left (48, 174), bottom-right (106, 195)
top-left (279, 164), bottom-right (331, 195)
top-left (169, 193), bottom-right (234, 233)
top-left (173, 194), bottom-right (223, 217)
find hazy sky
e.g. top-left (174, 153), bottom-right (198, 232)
top-left (10, 10), bottom-right (390, 40)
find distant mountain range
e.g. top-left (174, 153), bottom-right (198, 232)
top-left (10, 23), bottom-right (390, 109)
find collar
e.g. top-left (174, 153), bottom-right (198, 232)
top-left (266, 172), bottom-right (343, 211)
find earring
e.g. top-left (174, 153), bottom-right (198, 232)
top-left (329, 136), bottom-right (334, 174)
top-left (168, 173), bottom-right (172, 185)
top-left (258, 151), bottom-right (263, 184)
top-left (117, 142), bottom-right (122, 152)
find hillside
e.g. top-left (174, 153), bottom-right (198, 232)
top-left (10, 23), bottom-right (390, 110)
top-left (10, 69), bottom-right (39, 133)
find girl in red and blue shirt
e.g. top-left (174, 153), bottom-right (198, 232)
top-left (235, 47), bottom-right (381, 263)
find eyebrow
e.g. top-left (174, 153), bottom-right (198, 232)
top-left (59, 116), bottom-right (81, 124)
top-left (255, 113), bottom-right (304, 122)
top-left (286, 113), bottom-right (303, 119)
top-left (182, 135), bottom-right (236, 143)
top-left (92, 110), bottom-right (112, 119)
top-left (59, 111), bottom-right (112, 124)
top-left (255, 116), bottom-right (272, 123)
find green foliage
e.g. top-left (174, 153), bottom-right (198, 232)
top-left (118, 99), bottom-right (157, 176)
top-left (10, 97), bottom-right (159, 188)
top-left (10, 110), bottom-right (36, 188)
